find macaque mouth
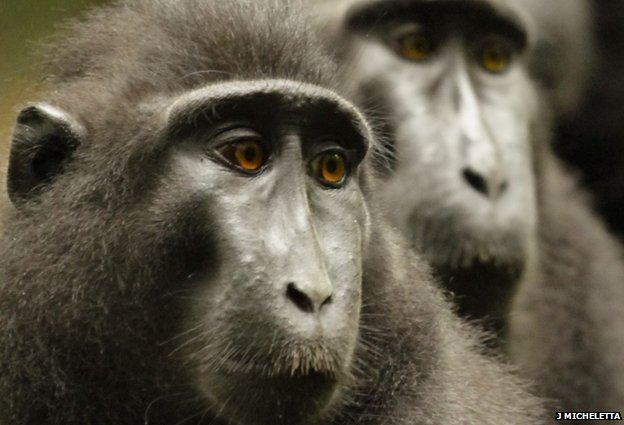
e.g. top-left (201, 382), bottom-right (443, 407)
top-left (409, 209), bottom-right (528, 273)
top-left (435, 259), bottom-right (525, 337)
top-left (211, 343), bottom-right (346, 379)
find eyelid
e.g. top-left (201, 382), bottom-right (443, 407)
top-left (475, 34), bottom-right (519, 55)
top-left (307, 138), bottom-right (345, 156)
top-left (388, 23), bottom-right (441, 55)
top-left (206, 127), bottom-right (269, 174)
top-left (389, 22), bottom-right (428, 38)
top-left (307, 137), bottom-right (361, 165)
top-left (470, 34), bottom-right (517, 71)
top-left (210, 126), bottom-right (262, 146)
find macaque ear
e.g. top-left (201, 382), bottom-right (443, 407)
top-left (7, 104), bottom-right (83, 205)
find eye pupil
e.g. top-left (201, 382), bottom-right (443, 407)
top-left (398, 33), bottom-right (432, 61)
top-left (233, 140), bottom-right (264, 172)
top-left (481, 43), bottom-right (510, 73)
top-left (318, 152), bottom-right (346, 186)
top-left (244, 146), bottom-right (256, 162)
top-left (487, 48), bottom-right (501, 61)
top-left (326, 159), bottom-right (338, 173)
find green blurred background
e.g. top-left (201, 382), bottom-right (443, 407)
top-left (0, 0), bottom-right (107, 191)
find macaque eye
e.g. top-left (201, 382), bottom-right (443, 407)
top-left (479, 40), bottom-right (512, 74)
top-left (234, 140), bottom-right (264, 171)
top-left (396, 32), bottom-right (434, 61)
top-left (310, 151), bottom-right (347, 188)
top-left (217, 139), bottom-right (265, 173)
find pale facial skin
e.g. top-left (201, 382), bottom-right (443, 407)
top-left (329, 0), bottom-right (541, 329)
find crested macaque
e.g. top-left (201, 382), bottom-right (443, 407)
top-left (317, 0), bottom-right (540, 335)
top-left (0, 1), bottom-right (545, 424)
top-left (313, 0), bottom-right (624, 418)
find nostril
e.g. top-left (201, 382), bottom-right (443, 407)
top-left (320, 295), bottom-right (332, 309)
top-left (462, 168), bottom-right (489, 197)
top-left (499, 180), bottom-right (509, 195)
top-left (286, 283), bottom-right (315, 313)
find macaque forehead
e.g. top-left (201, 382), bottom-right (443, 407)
top-left (164, 79), bottom-right (373, 152)
top-left (345, 0), bottom-right (532, 48)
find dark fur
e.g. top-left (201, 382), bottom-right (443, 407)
top-left (0, 1), bottom-right (545, 424)
top-left (553, 1), bottom-right (624, 241)
top-left (519, 0), bottom-right (624, 243)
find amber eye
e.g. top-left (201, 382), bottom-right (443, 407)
top-left (312, 152), bottom-right (347, 187)
top-left (480, 41), bottom-right (512, 74)
top-left (215, 138), bottom-right (265, 173)
top-left (233, 140), bottom-right (264, 171)
top-left (397, 33), bottom-right (433, 61)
